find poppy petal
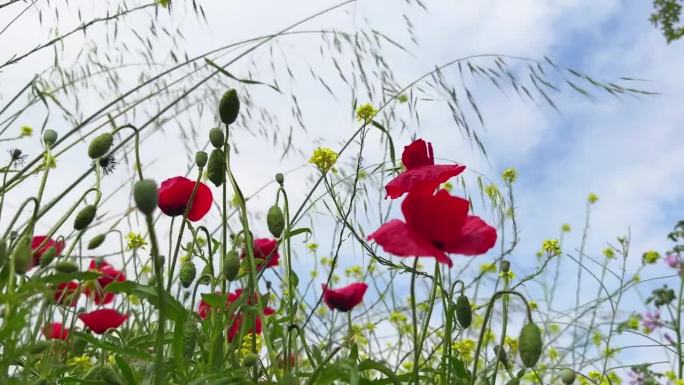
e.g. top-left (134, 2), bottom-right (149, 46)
top-left (368, 219), bottom-right (453, 266)
top-left (187, 181), bottom-right (213, 221)
top-left (43, 322), bottom-right (69, 340)
top-left (158, 176), bottom-right (213, 221)
top-left (78, 309), bottom-right (128, 335)
top-left (322, 282), bottom-right (368, 312)
top-left (385, 164), bottom-right (466, 199)
top-left (401, 139), bottom-right (434, 169)
top-left (402, 190), bottom-right (469, 247)
top-left (444, 215), bottom-right (498, 256)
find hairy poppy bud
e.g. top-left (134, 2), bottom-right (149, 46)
top-left (275, 173), bottom-right (284, 185)
top-left (55, 260), bottom-right (79, 273)
top-left (43, 129), bottom-right (58, 146)
top-left (561, 369), bottom-right (576, 385)
top-left (179, 261), bottom-right (197, 288)
top-left (88, 234), bottom-right (107, 250)
top-left (500, 260), bottom-right (511, 273)
top-left (88, 133), bottom-right (114, 159)
top-left (223, 250), bottom-right (240, 281)
top-left (207, 149), bottom-right (225, 187)
top-left (183, 320), bottom-right (199, 359)
top-left (518, 322), bottom-right (542, 367)
top-left (74, 205), bottom-right (97, 231)
top-left (209, 128), bottom-right (225, 148)
top-left (12, 236), bottom-right (32, 275)
top-left (219, 89), bottom-right (240, 124)
top-left (39, 246), bottom-right (58, 267)
top-left (242, 352), bottom-right (258, 367)
top-left (267, 205), bottom-right (285, 238)
top-left (455, 295), bottom-right (472, 328)
top-left (195, 151), bottom-right (208, 168)
top-left (134, 179), bottom-right (158, 215)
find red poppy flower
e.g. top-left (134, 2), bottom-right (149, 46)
top-left (158, 176), bottom-right (213, 222)
top-left (368, 189), bottom-right (497, 267)
top-left (54, 281), bottom-right (80, 307)
top-left (31, 236), bottom-right (65, 268)
top-left (241, 238), bottom-right (279, 269)
top-left (322, 282), bottom-right (368, 312)
top-left (197, 289), bottom-right (275, 342)
top-left (385, 139), bottom-right (466, 199)
top-left (78, 309), bottom-right (128, 335)
top-left (43, 322), bottom-right (69, 340)
top-left (84, 260), bottom-right (125, 305)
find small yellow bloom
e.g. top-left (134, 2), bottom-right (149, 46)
top-left (480, 262), bottom-right (496, 274)
top-left (528, 300), bottom-right (538, 311)
top-left (452, 339), bottom-right (476, 362)
top-left (542, 239), bottom-right (561, 256)
top-left (20, 125), bottom-right (33, 137)
top-left (502, 168), bottom-right (517, 183)
top-left (441, 182), bottom-right (454, 192)
top-left (588, 193), bottom-right (599, 204)
top-left (126, 232), bottom-right (147, 250)
top-left (603, 247), bottom-right (615, 259)
top-left (499, 270), bottom-right (515, 280)
top-left (309, 147), bottom-right (338, 173)
top-left (355, 103), bottom-right (378, 123)
top-left (561, 223), bottom-right (571, 233)
top-left (642, 250), bottom-right (661, 264)
top-left (307, 243), bottom-right (319, 253)
top-left (397, 94), bottom-right (409, 103)
top-left (484, 184), bottom-right (499, 200)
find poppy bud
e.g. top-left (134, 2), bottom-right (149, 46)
top-left (74, 205), bottom-right (97, 231)
top-left (12, 236), bottom-right (32, 275)
top-left (275, 173), bottom-right (284, 185)
top-left (39, 246), bottom-right (58, 267)
top-left (455, 295), bottom-right (472, 328)
top-left (561, 369), bottom-right (576, 385)
top-left (43, 129), bottom-right (58, 146)
top-left (88, 234), bottom-right (107, 250)
top-left (195, 151), bottom-right (208, 168)
top-left (242, 352), bottom-right (258, 367)
top-left (0, 238), bottom-right (6, 266)
top-left (179, 261), bottom-right (196, 288)
top-left (219, 89), bottom-right (240, 124)
top-left (134, 179), bottom-right (158, 215)
top-left (267, 205), bottom-right (285, 238)
top-left (183, 319), bottom-right (199, 359)
top-left (223, 250), bottom-right (240, 281)
top-left (207, 149), bottom-right (225, 187)
top-left (55, 260), bottom-right (79, 273)
top-left (500, 260), bottom-right (511, 273)
top-left (518, 322), bottom-right (542, 367)
top-left (209, 128), bottom-right (225, 148)
top-left (88, 133), bottom-right (114, 159)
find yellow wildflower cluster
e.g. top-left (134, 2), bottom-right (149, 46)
top-left (20, 125), bottom-right (33, 137)
top-left (355, 103), bottom-right (378, 123)
top-left (452, 339), bottom-right (476, 361)
top-left (240, 333), bottom-right (262, 359)
top-left (542, 239), bottom-right (561, 256)
top-left (642, 250), bottom-right (661, 264)
top-left (126, 232), bottom-right (147, 250)
top-left (588, 193), bottom-right (599, 204)
top-left (309, 147), bottom-right (338, 173)
top-left (502, 167), bottom-right (517, 183)
top-left (480, 262), bottom-right (497, 274)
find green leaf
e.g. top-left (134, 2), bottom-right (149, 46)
top-left (71, 331), bottom-right (153, 360)
top-left (205, 58), bottom-right (281, 93)
top-left (201, 293), bottom-right (227, 308)
top-left (105, 281), bottom-right (187, 322)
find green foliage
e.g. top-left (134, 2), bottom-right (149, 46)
top-left (651, 0), bottom-right (684, 42)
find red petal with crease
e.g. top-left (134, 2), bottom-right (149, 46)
top-left (158, 176), bottom-right (213, 222)
top-left (43, 322), bottom-right (69, 340)
top-left (385, 164), bottom-right (465, 199)
top-left (321, 282), bottom-right (368, 312)
top-left (367, 219), bottom-right (453, 266)
top-left (402, 139), bottom-right (434, 169)
top-left (444, 215), bottom-right (498, 256)
top-left (78, 309), bottom-right (128, 335)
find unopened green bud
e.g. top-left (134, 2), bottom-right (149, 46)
top-left (88, 133), bottom-right (114, 159)
top-left (518, 322), bottom-right (542, 367)
top-left (242, 352), bottom-right (258, 367)
top-left (195, 151), bottom-right (208, 168)
top-left (88, 234), bottom-right (107, 250)
top-left (74, 205), bottom-right (97, 231)
top-left (183, 319), bottom-right (199, 359)
top-left (455, 295), bottom-right (472, 328)
top-left (39, 246), bottom-right (57, 267)
top-left (267, 205), bottom-right (285, 238)
top-left (500, 260), bottom-right (511, 273)
top-left (275, 173), bottom-right (284, 185)
top-left (207, 149), bottom-right (225, 187)
top-left (55, 260), bottom-right (79, 273)
top-left (134, 179), bottom-right (158, 215)
top-left (219, 89), bottom-right (240, 124)
top-left (209, 128), bottom-right (225, 148)
top-left (43, 129), bottom-right (58, 146)
top-left (223, 250), bottom-right (240, 281)
top-left (12, 236), bottom-right (33, 274)
top-left (560, 369), bottom-right (576, 385)
top-left (179, 261), bottom-right (197, 288)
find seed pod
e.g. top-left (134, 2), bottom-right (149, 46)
top-left (242, 352), bottom-right (258, 367)
top-left (74, 205), bottom-right (97, 231)
top-left (183, 319), bottom-right (199, 359)
top-left (88, 133), bottom-right (114, 159)
top-left (560, 369), bottom-right (576, 385)
top-left (39, 246), bottom-right (58, 267)
top-left (12, 236), bottom-right (33, 275)
top-left (275, 173), bottom-right (284, 185)
top-left (207, 149), bottom-right (225, 187)
top-left (195, 151), bottom-right (208, 168)
top-left (267, 205), bottom-right (285, 238)
top-left (43, 129), bottom-right (58, 146)
top-left (88, 234), bottom-right (107, 250)
top-left (500, 260), bottom-right (511, 273)
top-left (219, 89), bottom-right (240, 124)
top-left (55, 260), bottom-right (79, 273)
top-left (0, 238), bottom-right (7, 266)
top-left (179, 261), bottom-right (197, 288)
top-left (134, 179), bottom-right (158, 215)
top-left (518, 322), bottom-right (542, 367)
top-left (223, 250), bottom-right (240, 281)
top-left (209, 127), bottom-right (225, 148)
top-left (455, 295), bottom-right (472, 328)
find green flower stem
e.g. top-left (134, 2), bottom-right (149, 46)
top-left (410, 257), bottom-right (420, 385)
top-left (280, 187), bottom-right (296, 372)
top-left (415, 264), bottom-right (440, 379)
top-left (113, 123), bottom-right (144, 181)
top-left (143, 212), bottom-right (165, 385)
top-left (490, 276), bottom-right (511, 385)
top-left (166, 168), bottom-right (203, 291)
top-left (677, 276), bottom-right (684, 378)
